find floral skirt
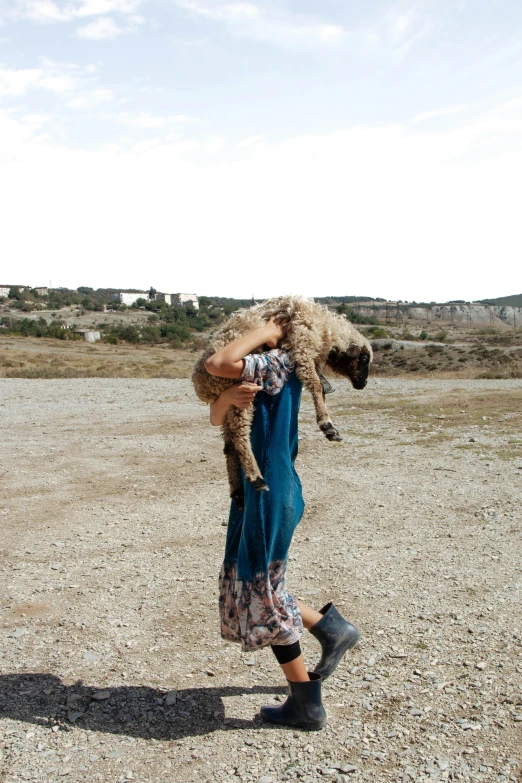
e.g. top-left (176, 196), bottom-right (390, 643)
top-left (219, 559), bottom-right (303, 651)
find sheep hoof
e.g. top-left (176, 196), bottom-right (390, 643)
top-left (320, 422), bottom-right (342, 442)
top-left (251, 478), bottom-right (269, 492)
top-left (231, 490), bottom-right (244, 510)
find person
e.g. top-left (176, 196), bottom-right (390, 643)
top-left (204, 315), bottom-right (360, 730)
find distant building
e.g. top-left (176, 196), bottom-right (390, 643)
top-left (75, 329), bottom-right (101, 343)
top-left (111, 292), bottom-right (149, 306)
top-left (33, 287), bottom-right (48, 297)
top-left (0, 285), bottom-right (26, 297)
top-left (155, 293), bottom-right (172, 305)
top-left (171, 293), bottom-right (199, 310)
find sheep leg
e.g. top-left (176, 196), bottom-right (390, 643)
top-left (297, 361), bottom-right (342, 442)
top-left (226, 406), bottom-right (269, 492)
top-left (222, 436), bottom-right (244, 510)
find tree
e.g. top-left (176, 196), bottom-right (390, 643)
top-left (149, 287), bottom-right (157, 300)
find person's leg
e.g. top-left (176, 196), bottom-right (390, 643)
top-left (297, 600), bottom-right (323, 630)
top-left (271, 640), bottom-right (309, 682)
top-left (279, 655), bottom-right (309, 682)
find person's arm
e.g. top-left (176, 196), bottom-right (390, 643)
top-left (209, 382), bottom-right (261, 426)
top-left (204, 316), bottom-right (287, 378)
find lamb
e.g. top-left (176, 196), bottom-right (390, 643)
top-left (192, 295), bottom-right (373, 508)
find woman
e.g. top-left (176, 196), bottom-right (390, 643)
top-left (204, 315), bottom-right (359, 730)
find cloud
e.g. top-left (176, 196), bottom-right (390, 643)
top-left (173, 1), bottom-right (345, 49)
top-left (12, 0), bottom-right (68, 22)
top-left (0, 60), bottom-right (79, 96)
top-left (114, 111), bottom-right (191, 128)
top-left (66, 87), bottom-right (114, 108)
top-left (0, 95), bottom-right (521, 300)
top-left (75, 15), bottom-right (124, 37)
top-left (0, 60), bottom-right (119, 113)
top-left (413, 104), bottom-right (470, 122)
top-left (3, 0), bottom-right (145, 27)
top-left (74, 0), bottom-right (142, 17)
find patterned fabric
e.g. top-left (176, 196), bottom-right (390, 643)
top-left (219, 367), bottom-right (305, 651)
top-left (219, 560), bottom-right (303, 649)
top-left (241, 348), bottom-right (294, 395)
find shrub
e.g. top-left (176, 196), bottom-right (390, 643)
top-left (367, 327), bottom-right (388, 338)
top-left (160, 323), bottom-right (191, 343)
top-left (434, 329), bottom-right (448, 342)
top-left (419, 330), bottom-right (429, 340)
top-left (140, 326), bottom-right (162, 343)
top-left (103, 333), bottom-right (119, 344)
top-left (117, 325), bottom-right (141, 343)
top-left (336, 303), bottom-right (378, 324)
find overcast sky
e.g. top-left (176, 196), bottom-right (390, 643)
top-left (1, 0), bottom-right (521, 301)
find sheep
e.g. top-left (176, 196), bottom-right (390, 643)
top-left (192, 295), bottom-right (373, 508)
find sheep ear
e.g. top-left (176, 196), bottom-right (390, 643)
top-left (345, 346), bottom-right (361, 358)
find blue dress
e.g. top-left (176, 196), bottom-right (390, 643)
top-left (218, 351), bottom-right (305, 651)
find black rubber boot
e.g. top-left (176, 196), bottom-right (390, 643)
top-left (260, 673), bottom-right (326, 731)
top-left (310, 603), bottom-right (360, 681)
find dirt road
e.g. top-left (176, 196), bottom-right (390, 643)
top-left (1, 378), bottom-right (521, 783)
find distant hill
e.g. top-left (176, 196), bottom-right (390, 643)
top-left (478, 293), bottom-right (522, 307)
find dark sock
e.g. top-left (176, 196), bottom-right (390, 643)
top-left (271, 640), bottom-right (302, 665)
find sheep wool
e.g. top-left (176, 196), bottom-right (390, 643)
top-left (192, 295), bottom-right (372, 508)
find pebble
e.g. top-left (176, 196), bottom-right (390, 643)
top-left (8, 628), bottom-right (28, 638)
top-left (165, 690), bottom-right (177, 705)
top-left (91, 690), bottom-right (110, 701)
top-left (82, 651), bottom-right (102, 661)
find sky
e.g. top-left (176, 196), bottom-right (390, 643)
top-left (1, 0), bottom-right (521, 301)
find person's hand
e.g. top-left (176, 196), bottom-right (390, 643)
top-left (223, 382), bottom-right (261, 409)
top-left (263, 315), bottom-right (288, 349)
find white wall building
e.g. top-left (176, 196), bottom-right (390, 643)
top-left (0, 285), bottom-right (26, 297)
top-left (171, 293), bottom-right (199, 310)
top-left (112, 292), bottom-right (149, 306)
top-left (76, 329), bottom-right (101, 343)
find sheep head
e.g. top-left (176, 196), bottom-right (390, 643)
top-left (326, 344), bottom-right (372, 389)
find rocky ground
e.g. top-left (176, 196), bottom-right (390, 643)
top-left (1, 378), bottom-right (521, 783)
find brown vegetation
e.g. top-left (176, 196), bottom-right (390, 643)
top-left (0, 336), bottom-right (197, 379)
top-left (2, 319), bottom-right (522, 380)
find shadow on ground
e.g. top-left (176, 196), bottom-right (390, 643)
top-left (0, 674), bottom-right (287, 740)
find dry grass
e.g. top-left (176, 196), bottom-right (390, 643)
top-left (0, 336), bottom-right (198, 379)
top-left (2, 332), bottom-right (522, 386)
top-left (331, 389), bottom-right (522, 456)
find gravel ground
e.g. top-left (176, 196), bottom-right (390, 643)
top-left (1, 378), bottom-right (521, 783)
